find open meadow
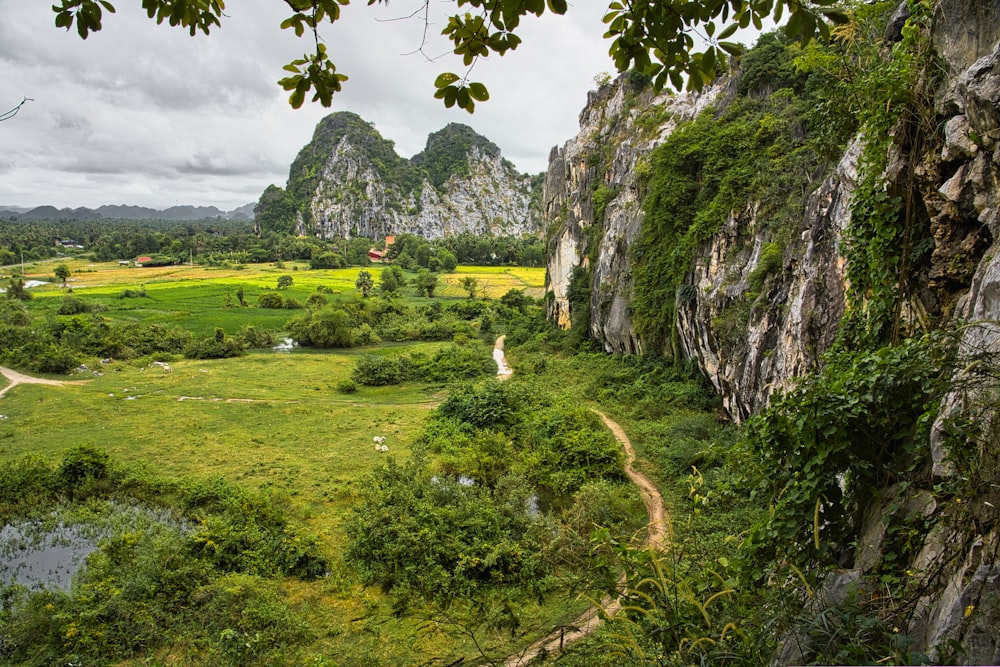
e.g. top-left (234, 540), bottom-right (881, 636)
top-left (1, 259), bottom-right (590, 665)
top-left (4, 259), bottom-right (544, 337)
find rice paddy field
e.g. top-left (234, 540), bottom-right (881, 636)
top-left (0, 259), bottom-right (577, 665)
top-left (6, 259), bottom-right (545, 337)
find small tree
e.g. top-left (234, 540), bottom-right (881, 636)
top-left (54, 263), bottom-right (71, 287)
top-left (461, 276), bottom-right (478, 299)
top-left (414, 270), bottom-right (438, 298)
top-left (276, 275), bottom-right (293, 290)
top-left (355, 270), bottom-right (374, 297)
top-left (6, 275), bottom-right (31, 301)
top-left (380, 266), bottom-right (405, 297)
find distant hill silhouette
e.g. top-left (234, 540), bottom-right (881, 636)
top-left (0, 202), bottom-right (255, 221)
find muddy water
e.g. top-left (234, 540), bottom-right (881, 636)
top-left (0, 502), bottom-right (189, 596)
top-left (0, 521), bottom-right (99, 591)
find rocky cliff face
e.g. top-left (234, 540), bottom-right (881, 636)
top-left (543, 79), bottom-right (717, 348)
top-left (544, 5), bottom-right (998, 422)
top-left (255, 114), bottom-right (540, 240)
top-left (544, 1), bottom-right (1000, 660)
top-left (544, 69), bottom-right (853, 419)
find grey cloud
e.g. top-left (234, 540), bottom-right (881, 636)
top-left (0, 0), bottom-right (618, 208)
top-left (179, 151), bottom-right (285, 177)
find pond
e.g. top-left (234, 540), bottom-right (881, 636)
top-left (0, 501), bottom-right (189, 597)
top-left (0, 521), bottom-right (98, 591)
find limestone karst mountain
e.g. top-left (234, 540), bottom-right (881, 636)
top-left (254, 112), bottom-right (542, 240)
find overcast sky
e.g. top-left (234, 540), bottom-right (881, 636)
top-left (0, 0), bottom-right (619, 211)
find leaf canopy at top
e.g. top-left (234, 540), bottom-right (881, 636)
top-left (51, 0), bottom-right (846, 112)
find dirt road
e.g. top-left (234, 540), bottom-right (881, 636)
top-left (0, 366), bottom-right (89, 400)
top-left (494, 335), bottom-right (513, 379)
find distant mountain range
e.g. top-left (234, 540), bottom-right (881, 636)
top-left (0, 203), bottom-right (256, 221)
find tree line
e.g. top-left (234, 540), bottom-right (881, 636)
top-left (0, 219), bottom-right (545, 268)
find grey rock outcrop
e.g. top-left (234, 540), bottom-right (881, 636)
top-left (543, 78), bottom-right (717, 349)
top-left (675, 138), bottom-right (859, 419)
top-left (256, 113), bottom-right (541, 240)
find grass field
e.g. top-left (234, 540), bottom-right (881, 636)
top-left (0, 259), bottom-right (582, 664)
top-left (9, 260), bottom-right (545, 337)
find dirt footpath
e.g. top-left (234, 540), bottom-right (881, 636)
top-left (499, 409), bottom-right (668, 666)
top-left (0, 366), bottom-right (90, 400)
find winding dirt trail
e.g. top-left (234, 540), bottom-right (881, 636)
top-left (497, 406), bottom-right (669, 666)
top-left (0, 366), bottom-right (90, 400)
top-left (493, 335), bottom-right (513, 379)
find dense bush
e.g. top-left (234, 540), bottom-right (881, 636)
top-left (408, 344), bottom-right (495, 382)
top-left (345, 458), bottom-right (551, 601)
top-left (286, 307), bottom-right (356, 347)
top-left (58, 444), bottom-right (111, 491)
top-left (57, 295), bottom-right (90, 315)
top-left (183, 328), bottom-right (246, 359)
top-left (585, 354), bottom-right (718, 418)
top-left (237, 325), bottom-right (277, 349)
top-left (0, 451), bottom-right (328, 666)
top-left (438, 379), bottom-right (531, 429)
top-left (351, 353), bottom-right (410, 386)
top-left (257, 292), bottom-right (285, 309)
top-left (742, 335), bottom-right (954, 573)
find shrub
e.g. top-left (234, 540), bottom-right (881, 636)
top-left (345, 459), bottom-right (550, 601)
top-left (286, 307), bottom-right (356, 347)
top-left (0, 454), bottom-right (56, 511)
top-left (351, 353), bottom-right (410, 386)
top-left (257, 292), bottom-right (285, 309)
top-left (306, 293), bottom-right (328, 309)
top-left (0, 298), bottom-right (30, 326)
top-left (184, 331), bottom-right (246, 359)
top-left (34, 342), bottom-right (80, 373)
top-left (748, 241), bottom-right (784, 291)
top-left (58, 295), bottom-right (90, 314)
top-left (238, 325), bottom-right (276, 349)
top-left (438, 380), bottom-right (529, 429)
top-left (118, 286), bottom-right (147, 299)
top-left (336, 379), bottom-right (357, 394)
top-left (58, 444), bottom-right (112, 494)
top-left (195, 573), bottom-right (314, 666)
top-left (409, 344), bottom-right (495, 383)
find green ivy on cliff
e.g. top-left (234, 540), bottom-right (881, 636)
top-left (836, 0), bottom-right (936, 348)
top-left (630, 33), bottom-right (834, 352)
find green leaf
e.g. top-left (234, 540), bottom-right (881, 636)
top-left (823, 10), bottom-right (849, 25)
top-left (716, 22), bottom-right (738, 40)
top-left (467, 81), bottom-right (490, 102)
top-left (719, 41), bottom-right (742, 56)
top-left (434, 72), bottom-right (461, 88)
top-left (546, 0), bottom-right (568, 15)
top-left (702, 46), bottom-right (715, 73)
